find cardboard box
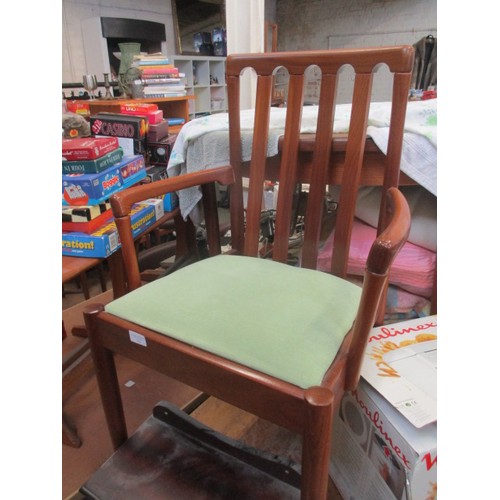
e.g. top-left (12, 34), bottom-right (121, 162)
top-left (62, 164), bottom-right (123, 206)
top-left (97, 136), bottom-right (146, 157)
top-left (62, 137), bottom-right (119, 161)
top-left (330, 380), bottom-right (437, 500)
top-left (360, 315), bottom-right (437, 428)
top-left (329, 316), bottom-right (438, 500)
top-left (62, 147), bottom-right (124, 174)
top-left (62, 199), bottom-right (164, 258)
top-left (143, 166), bottom-right (178, 211)
top-left (119, 102), bottom-right (158, 114)
top-left (120, 105), bottom-right (164, 125)
top-left (145, 165), bottom-right (168, 183)
top-left (147, 120), bottom-right (169, 142)
top-left (158, 192), bottom-right (178, 212)
top-left (62, 202), bottom-right (111, 223)
top-left (65, 100), bottom-right (90, 117)
top-left (116, 155), bottom-right (147, 189)
top-left (90, 113), bottom-right (148, 140)
top-left (62, 209), bottom-right (113, 234)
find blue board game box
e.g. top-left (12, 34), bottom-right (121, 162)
top-left (62, 164), bottom-right (123, 206)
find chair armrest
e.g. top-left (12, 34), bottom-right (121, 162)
top-left (110, 165), bottom-right (235, 217)
top-left (366, 187), bottom-right (411, 275)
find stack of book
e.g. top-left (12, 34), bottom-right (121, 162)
top-left (133, 53), bottom-right (186, 98)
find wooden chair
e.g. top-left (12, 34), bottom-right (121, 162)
top-left (83, 46), bottom-right (414, 499)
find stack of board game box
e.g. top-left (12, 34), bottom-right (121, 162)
top-left (62, 136), bottom-right (163, 259)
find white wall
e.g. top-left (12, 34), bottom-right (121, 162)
top-left (62, 0), bottom-right (176, 83)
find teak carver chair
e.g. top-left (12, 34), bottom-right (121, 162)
top-left (83, 46), bottom-right (414, 499)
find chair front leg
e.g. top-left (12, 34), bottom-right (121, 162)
top-left (84, 304), bottom-right (128, 450)
top-left (301, 386), bottom-right (335, 500)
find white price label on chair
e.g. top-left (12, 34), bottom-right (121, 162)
top-left (129, 330), bottom-right (147, 347)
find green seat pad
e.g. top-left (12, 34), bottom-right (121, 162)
top-left (105, 255), bottom-right (362, 389)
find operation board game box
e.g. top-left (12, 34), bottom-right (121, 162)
top-left (62, 147), bottom-right (124, 174)
top-left (62, 199), bottom-right (164, 258)
top-left (62, 137), bottom-right (119, 161)
top-left (329, 315), bottom-right (437, 500)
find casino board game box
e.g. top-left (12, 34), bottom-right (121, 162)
top-left (90, 113), bottom-right (148, 140)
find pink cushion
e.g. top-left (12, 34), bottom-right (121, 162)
top-left (317, 219), bottom-right (436, 298)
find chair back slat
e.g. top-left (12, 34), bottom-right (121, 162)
top-left (227, 75), bottom-right (245, 253)
top-left (273, 73), bottom-right (305, 263)
top-left (330, 72), bottom-right (373, 276)
top-left (244, 74), bottom-right (274, 256)
top-left (301, 72), bottom-right (338, 269)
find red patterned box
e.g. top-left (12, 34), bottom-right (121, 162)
top-left (62, 137), bottom-right (119, 161)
